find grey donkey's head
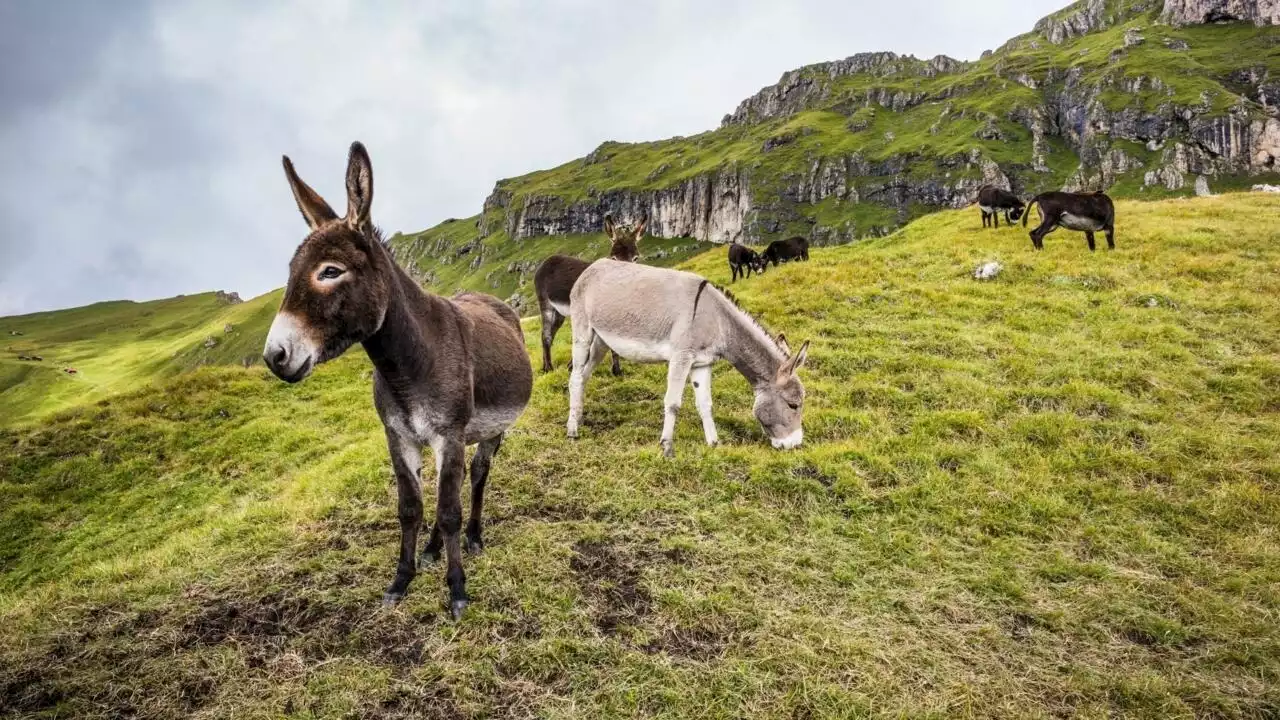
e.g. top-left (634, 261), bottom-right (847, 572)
top-left (753, 335), bottom-right (809, 449)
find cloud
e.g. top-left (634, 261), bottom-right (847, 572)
top-left (0, 0), bottom-right (1063, 315)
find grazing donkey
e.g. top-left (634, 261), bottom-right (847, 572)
top-left (761, 236), bottom-right (809, 267)
top-left (566, 260), bottom-right (809, 457)
top-left (263, 142), bottom-right (533, 618)
top-left (727, 242), bottom-right (767, 282)
top-left (976, 185), bottom-right (1026, 228)
top-left (1023, 191), bottom-right (1116, 251)
top-left (533, 214), bottom-right (644, 374)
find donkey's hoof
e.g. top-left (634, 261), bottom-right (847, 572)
top-left (419, 549), bottom-right (441, 566)
top-left (661, 442), bottom-right (675, 459)
top-left (449, 598), bottom-right (470, 620)
top-left (382, 591), bottom-right (406, 607)
top-left (611, 366), bottom-right (623, 377)
top-left (466, 538), bottom-right (484, 555)
top-left (567, 428), bottom-right (579, 440)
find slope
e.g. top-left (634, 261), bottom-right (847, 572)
top-left (2, 193), bottom-right (1278, 718)
top-left (0, 290), bottom-right (280, 427)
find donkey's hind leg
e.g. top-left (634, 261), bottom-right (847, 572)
top-left (1105, 226), bottom-right (1115, 250)
top-left (539, 307), bottom-right (565, 373)
top-left (690, 365), bottom-right (718, 447)
top-left (567, 331), bottom-right (608, 439)
top-left (660, 355), bottom-right (694, 458)
top-left (465, 433), bottom-right (502, 554)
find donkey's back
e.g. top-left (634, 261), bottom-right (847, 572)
top-left (571, 260), bottom-right (715, 363)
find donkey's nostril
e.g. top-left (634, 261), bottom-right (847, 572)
top-left (269, 345), bottom-right (288, 367)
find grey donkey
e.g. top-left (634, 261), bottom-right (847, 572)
top-left (565, 260), bottom-right (809, 457)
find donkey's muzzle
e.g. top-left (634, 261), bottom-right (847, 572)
top-left (263, 312), bottom-right (317, 383)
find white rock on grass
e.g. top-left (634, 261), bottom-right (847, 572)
top-left (1252, 184), bottom-right (1280, 193)
top-left (973, 262), bottom-right (1002, 281)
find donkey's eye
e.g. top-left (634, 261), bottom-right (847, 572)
top-left (787, 401), bottom-right (800, 411)
top-left (318, 266), bottom-right (345, 280)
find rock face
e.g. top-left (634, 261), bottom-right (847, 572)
top-left (1161, 0), bottom-right (1280, 26)
top-left (484, 166), bottom-right (752, 243)
top-left (722, 52), bottom-right (967, 127)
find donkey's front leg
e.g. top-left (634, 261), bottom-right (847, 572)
top-left (660, 356), bottom-right (694, 458)
top-left (434, 433), bottom-right (470, 619)
top-left (567, 332), bottom-right (606, 439)
top-left (383, 432), bottom-right (423, 606)
top-left (690, 365), bottom-right (718, 447)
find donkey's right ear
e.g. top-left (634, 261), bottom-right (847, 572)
top-left (603, 213), bottom-right (616, 237)
top-left (776, 333), bottom-right (791, 357)
top-left (282, 155), bottom-right (338, 231)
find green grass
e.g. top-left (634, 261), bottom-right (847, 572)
top-left (2, 193), bottom-right (1279, 718)
top-left (0, 292), bottom-right (281, 427)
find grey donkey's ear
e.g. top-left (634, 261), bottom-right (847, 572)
top-left (603, 213), bottom-right (616, 237)
top-left (776, 333), bottom-right (791, 357)
top-left (282, 155), bottom-right (339, 230)
top-left (345, 141), bottom-right (374, 234)
top-left (778, 340), bottom-right (810, 380)
top-left (633, 218), bottom-right (647, 240)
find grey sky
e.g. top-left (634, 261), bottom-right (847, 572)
top-left (0, 0), bottom-right (1064, 315)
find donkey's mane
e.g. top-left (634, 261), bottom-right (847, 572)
top-left (708, 282), bottom-right (787, 355)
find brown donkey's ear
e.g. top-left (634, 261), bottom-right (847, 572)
top-left (345, 141), bottom-right (374, 234)
top-left (603, 213), bottom-right (616, 237)
top-left (282, 155), bottom-right (338, 231)
top-left (633, 218), bottom-right (647, 240)
top-left (776, 333), bottom-right (791, 357)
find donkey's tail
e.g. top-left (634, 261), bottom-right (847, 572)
top-left (1022, 196), bottom-right (1041, 227)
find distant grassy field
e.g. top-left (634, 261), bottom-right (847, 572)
top-left (2, 194), bottom-right (1278, 718)
top-left (0, 291), bottom-right (280, 427)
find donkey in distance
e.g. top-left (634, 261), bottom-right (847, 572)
top-left (263, 142), bottom-right (533, 618)
top-left (534, 214), bottom-right (644, 374)
top-left (1023, 191), bottom-right (1116, 251)
top-left (566, 260), bottom-right (809, 457)
top-left (976, 184), bottom-right (1026, 228)
top-left (728, 241), bottom-right (767, 282)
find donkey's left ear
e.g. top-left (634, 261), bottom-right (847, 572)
top-left (776, 333), bottom-right (791, 357)
top-left (779, 340), bottom-right (810, 379)
top-left (345, 141), bottom-right (374, 234)
top-left (603, 213), bottom-right (616, 237)
top-left (633, 218), bottom-right (647, 239)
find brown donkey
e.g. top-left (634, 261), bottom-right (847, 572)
top-left (263, 142), bottom-right (533, 618)
top-left (533, 214), bottom-right (644, 373)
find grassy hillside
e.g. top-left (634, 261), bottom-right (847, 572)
top-left (0, 291), bottom-right (280, 427)
top-left (390, 224), bottom-right (714, 315)
top-left (396, 0), bottom-right (1280, 260)
top-left (3, 194), bottom-right (1279, 718)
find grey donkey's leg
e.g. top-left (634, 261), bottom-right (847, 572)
top-left (465, 434), bottom-right (502, 554)
top-left (383, 431), bottom-right (423, 605)
top-left (610, 349), bottom-right (622, 377)
top-left (567, 332), bottom-right (608, 438)
top-left (690, 365), bottom-right (718, 447)
top-left (660, 355), bottom-right (694, 458)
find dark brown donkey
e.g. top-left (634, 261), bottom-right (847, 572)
top-left (533, 214), bottom-right (644, 373)
top-left (263, 142), bottom-right (533, 618)
top-left (1023, 191), bottom-right (1116, 251)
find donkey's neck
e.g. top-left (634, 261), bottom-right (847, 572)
top-left (361, 251), bottom-right (440, 387)
top-left (714, 293), bottom-right (786, 388)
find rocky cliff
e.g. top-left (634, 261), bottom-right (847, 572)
top-left (395, 0), bottom-right (1280, 266)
